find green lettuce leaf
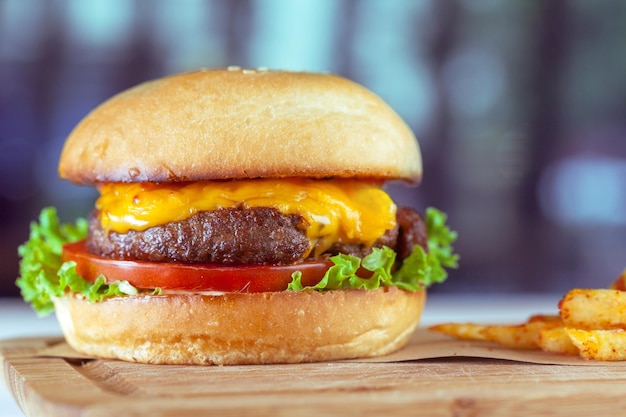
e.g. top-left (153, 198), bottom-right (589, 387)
top-left (16, 207), bottom-right (139, 316)
top-left (288, 207), bottom-right (459, 292)
top-left (17, 206), bottom-right (458, 315)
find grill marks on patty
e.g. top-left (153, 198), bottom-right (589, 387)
top-left (87, 206), bottom-right (428, 265)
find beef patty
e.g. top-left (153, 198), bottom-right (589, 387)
top-left (87, 206), bottom-right (427, 265)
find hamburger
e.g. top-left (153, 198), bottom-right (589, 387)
top-left (17, 67), bottom-right (458, 365)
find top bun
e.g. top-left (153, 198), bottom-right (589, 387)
top-left (59, 68), bottom-right (422, 184)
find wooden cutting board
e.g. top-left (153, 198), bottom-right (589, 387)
top-left (3, 335), bottom-right (626, 417)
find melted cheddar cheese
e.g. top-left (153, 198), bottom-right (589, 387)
top-left (96, 178), bottom-right (396, 256)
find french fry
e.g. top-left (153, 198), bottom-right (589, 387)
top-left (566, 328), bottom-right (626, 361)
top-left (609, 268), bottom-right (626, 291)
top-left (559, 288), bottom-right (626, 330)
top-left (480, 315), bottom-right (562, 349)
top-left (428, 322), bottom-right (488, 341)
top-left (429, 315), bottom-right (562, 350)
top-left (538, 327), bottom-right (579, 356)
top-left (528, 314), bottom-right (563, 325)
top-left (428, 270), bottom-right (626, 360)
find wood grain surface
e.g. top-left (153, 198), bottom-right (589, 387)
top-left (2, 335), bottom-right (626, 417)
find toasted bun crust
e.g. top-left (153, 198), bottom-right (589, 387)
top-left (53, 287), bottom-right (425, 365)
top-left (58, 68), bottom-right (422, 184)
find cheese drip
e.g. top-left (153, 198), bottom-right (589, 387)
top-left (96, 178), bottom-right (397, 255)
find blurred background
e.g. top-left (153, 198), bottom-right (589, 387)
top-left (0, 0), bottom-right (625, 297)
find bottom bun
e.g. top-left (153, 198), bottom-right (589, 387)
top-left (53, 286), bottom-right (425, 365)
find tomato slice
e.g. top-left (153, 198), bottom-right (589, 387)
top-left (62, 240), bottom-right (333, 293)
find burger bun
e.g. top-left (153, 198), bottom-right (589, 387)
top-left (54, 287), bottom-right (425, 365)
